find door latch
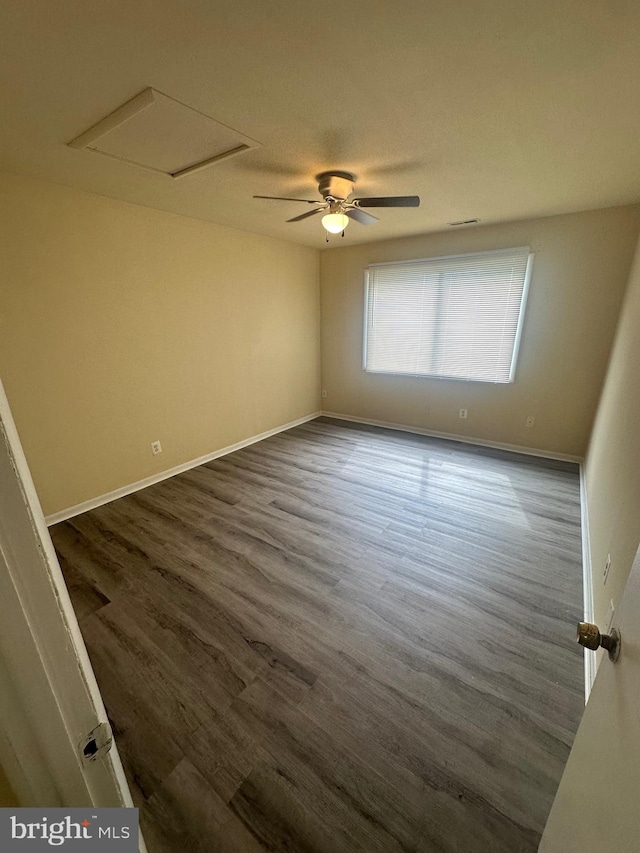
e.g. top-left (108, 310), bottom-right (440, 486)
top-left (79, 722), bottom-right (113, 763)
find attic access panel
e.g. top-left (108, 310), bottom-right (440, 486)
top-left (68, 88), bottom-right (260, 179)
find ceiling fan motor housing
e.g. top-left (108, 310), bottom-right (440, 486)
top-left (316, 171), bottom-right (355, 201)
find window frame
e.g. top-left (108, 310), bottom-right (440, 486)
top-left (362, 247), bottom-right (534, 384)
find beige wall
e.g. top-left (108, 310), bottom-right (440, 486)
top-left (320, 206), bottom-right (640, 458)
top-left (585, 232), bottom-right (640, 630)
top-left (0, 173), bottom-right (320, 516)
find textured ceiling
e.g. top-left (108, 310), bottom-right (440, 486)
top-left (1, 0), bottom-right (640, 248)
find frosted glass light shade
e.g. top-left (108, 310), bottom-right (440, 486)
top-left (322, 212), bottom-right (349, 234)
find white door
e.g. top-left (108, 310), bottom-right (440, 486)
top-left (0, 380), bottom-right (133, 810)
top-left (540, 543), bottom-right (640, 851)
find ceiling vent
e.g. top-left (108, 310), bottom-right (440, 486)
top-left (68, 88), bottom-right (260, 179)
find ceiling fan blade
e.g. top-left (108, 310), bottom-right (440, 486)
top-left (287, 207), bottom-right (325, 223)
top-left (354, 196), bottom-right (421, 208)
top-left (253, 195), bottom-right (322, 204)
top-left (345, 207), bottom-right (379, 226)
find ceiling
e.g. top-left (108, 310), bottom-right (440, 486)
top-left (2, 0), bottom-right (640, 248)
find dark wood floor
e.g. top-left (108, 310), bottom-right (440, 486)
top-left (51, 417), bottom-right (584, 853)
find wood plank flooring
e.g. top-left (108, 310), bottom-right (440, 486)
top-left (51, 417), bottom-right (585, 852)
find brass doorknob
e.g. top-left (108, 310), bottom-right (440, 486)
top-left (577, 622), bottom-right (621, 662)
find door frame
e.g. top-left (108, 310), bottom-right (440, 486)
top-left (0, 381), bottom-right (138, 824)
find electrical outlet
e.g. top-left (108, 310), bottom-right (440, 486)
top-left (525, 415), bottom-right (535, 428)
top-left (321, 390), bottom-right (327, 398)
top-left (151, 440), bottom-right (162, 456)
top-left (459, 408), bottom-right (468, 419)
top-left (603, 553), bottom-right (611, 584)
top-left (605, 599), bottom-right (615, 633)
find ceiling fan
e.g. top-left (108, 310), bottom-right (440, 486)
top-left (254, 171), bottom-right (420, 238)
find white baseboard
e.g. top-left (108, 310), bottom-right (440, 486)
top-left (579, 463), bottom-right (596, 701)
top-left (321, 411), bottom-right (584, 464)
top-left (45, 412), bottom-right (322, 526)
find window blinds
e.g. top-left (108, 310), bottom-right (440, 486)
top-left (364, 247), bottom-right (533, 383)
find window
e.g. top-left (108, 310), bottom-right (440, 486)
top-left (363, 246), bottom-right (533, 383)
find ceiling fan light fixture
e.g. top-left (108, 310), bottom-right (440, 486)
top-left (322, 212), bottom-right (349, 234)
